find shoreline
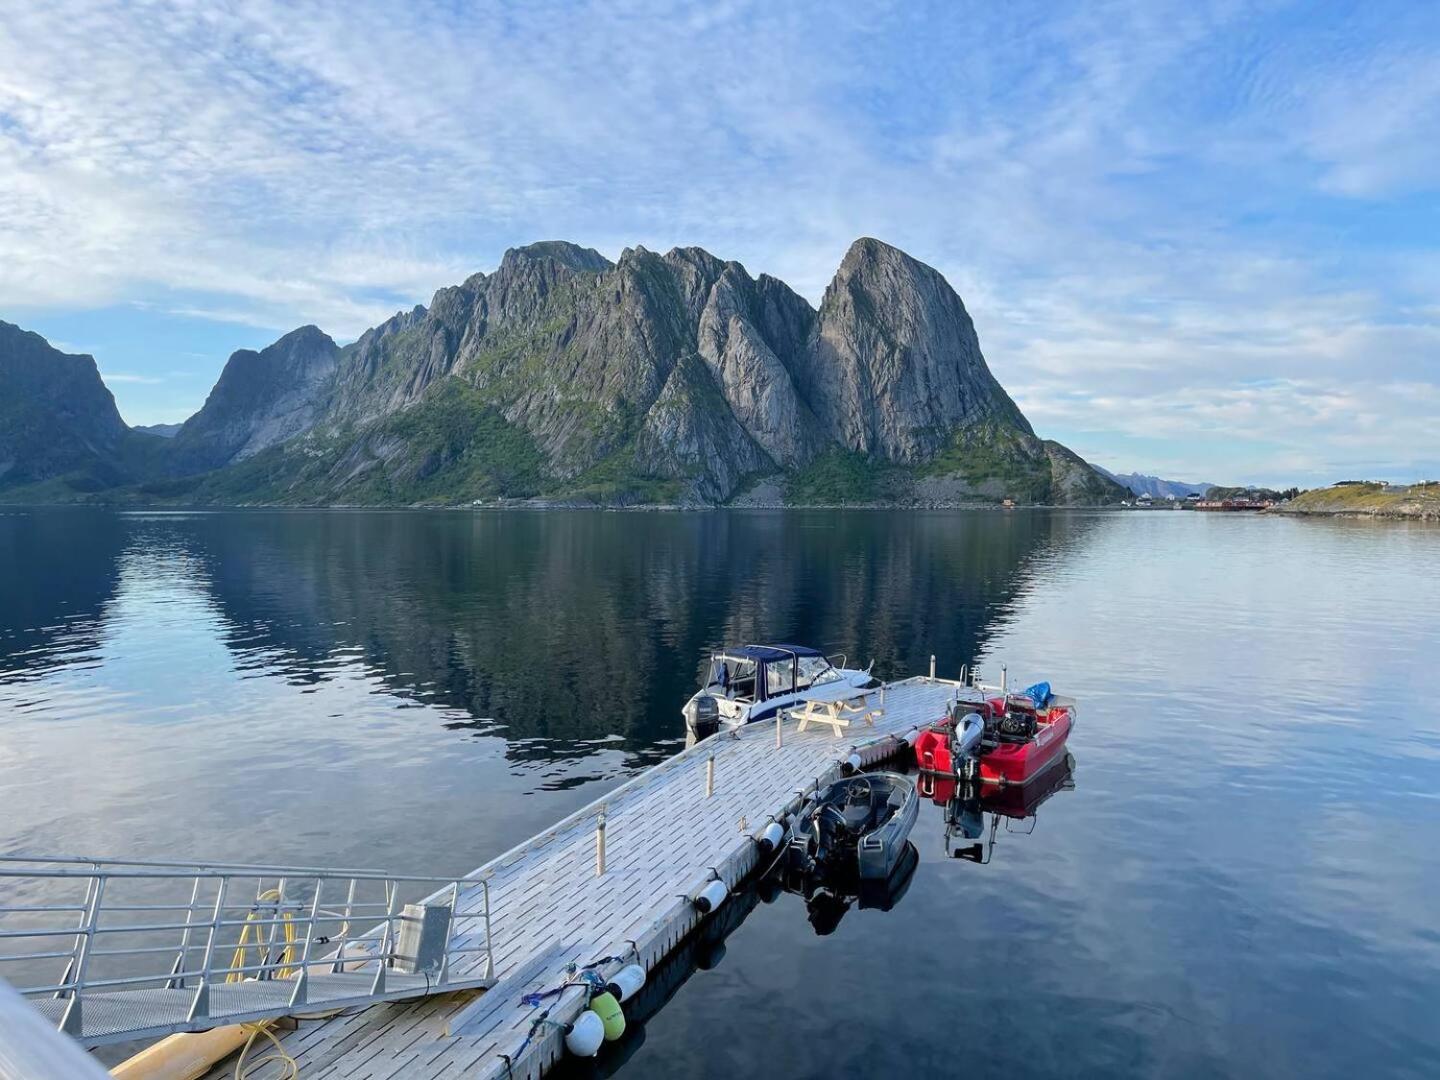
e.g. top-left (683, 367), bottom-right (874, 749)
top-left (1269, 506), bottom-right (1440, 522)
top-left (1, 498), bottom-right (1134, 513)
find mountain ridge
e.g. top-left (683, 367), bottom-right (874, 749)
top-left (0, 238), bottom-right (1129, 507)
top-left (1096, 468), bottom-right (1215, 499)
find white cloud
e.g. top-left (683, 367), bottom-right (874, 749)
top-left (0, 0), bottom-right (1437, 480)
top-left (100, 372), bottom-right (165, 384)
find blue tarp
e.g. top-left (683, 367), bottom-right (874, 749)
top-left (1022, 681), bottom-right (1052, 708)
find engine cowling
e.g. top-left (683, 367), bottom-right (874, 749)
top-left (685, 694), bottom-right (721, 740)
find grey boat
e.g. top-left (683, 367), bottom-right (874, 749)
top-left (787, 772), bottom-right (920, 881)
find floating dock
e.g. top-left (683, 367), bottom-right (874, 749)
top-left (188, 676), bottom-right (961, 1080)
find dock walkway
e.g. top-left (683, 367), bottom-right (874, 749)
top-left (201, 677), bottom-right (961, 1080)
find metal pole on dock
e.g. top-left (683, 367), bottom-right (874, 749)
top-left (775, 713), bottom-right (783, 749)
top-left (705, 754), bottom-right (716, 798)
top-left (595, 810), bottom-right (607, 876)
top-left (929, 655), bottom-right (936, 679)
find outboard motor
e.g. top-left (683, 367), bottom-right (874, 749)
top-left (685, 694), bottom-right (721, 742)
top-left (954, 711), bottom-right (985, 757)
top-left (948, 705), bottom-right (986, 778)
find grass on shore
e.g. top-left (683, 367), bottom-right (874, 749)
top-left (1281, 482), bottom-right (1440, 517)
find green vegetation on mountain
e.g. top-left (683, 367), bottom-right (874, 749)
top-left (156, 380), bottom-right (546, 505)
top-left (921, 422), bottom-right (1054, 502)
top-left (783, 450), bottom-right (907, 504)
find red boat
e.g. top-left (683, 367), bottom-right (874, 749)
top-left (914, 686), bottom-right (1076, 786)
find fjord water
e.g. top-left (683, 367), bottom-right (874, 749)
top-left (2, 509), bottom-right (1438, 1078)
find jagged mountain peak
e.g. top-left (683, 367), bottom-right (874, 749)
top-left (838, 235), bottom-right (912, 267)
top-left (794, 236), bottom-right (1033, 462)
top-left (500, 240), bottom-right (612, 274)
top-left (2, 237), bottom-right (1126, 507)
top-left (172, 325), bottom-right (340, 470)
top-left (263, 324), bottom-right (336, 356)
top-left (831, 236), bottom-right (957, 299)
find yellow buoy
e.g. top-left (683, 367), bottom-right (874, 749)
top-left (589, 991), bottom-right (626, 1042)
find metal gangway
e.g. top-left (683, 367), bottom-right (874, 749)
top-left (0, 854), bottom-right (497, 1048)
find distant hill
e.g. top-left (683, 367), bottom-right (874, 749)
top-left (1, 238), bottom-right (1128, 507)
top-left (133, 422), bottom-right (182, 438)
top-left (1273, 482), bottom-right (1439, 520)
top-left (1096, 468), bottom-right (1214, 499)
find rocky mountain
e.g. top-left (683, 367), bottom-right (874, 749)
top-left (168, 325), bottom-right (339, 473)
top-left (1096, 469), bottom-right (1214, 499)
top-left (1, 238), bottom-right (1129, 507)
top-left (0, 320), bottom-right (133, 492)
top-left (796, 238), bottom-right (1031, 461)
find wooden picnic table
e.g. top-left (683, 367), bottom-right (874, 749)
top-left (790, 691), bottom-right (884, 736)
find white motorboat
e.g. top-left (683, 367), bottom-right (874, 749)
top-left (682, 644), bottom-right (874, 740)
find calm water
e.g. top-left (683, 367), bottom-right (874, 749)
top-left (2, 508), bottom-right (1438, 1078)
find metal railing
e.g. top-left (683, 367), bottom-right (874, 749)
top-left (0, 854), bottom-right (496, 1043)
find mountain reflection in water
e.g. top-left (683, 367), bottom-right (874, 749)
top-left (0, 508), bottom-right (1087, 764)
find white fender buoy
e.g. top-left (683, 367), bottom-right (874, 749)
top-left (606, 963), bottom-right (647, 1003)
top-left (565, 1010), bottom-right (605, 1057)
top-left (901, 727), bottom-right (921, 747)
top-left (756, 821), bottom-right (785, 853)
top-left (841, 752), bottom-right (863, 775)
top-left (693, 878), bottom-right (729, 913)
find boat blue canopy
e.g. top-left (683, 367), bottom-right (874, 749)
top-left (720, 644), bottom-right (824, 663)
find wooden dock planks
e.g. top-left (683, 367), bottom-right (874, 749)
top-left (199, 678), bottom-right (960, 1080)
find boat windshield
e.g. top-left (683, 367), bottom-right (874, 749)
top-left (796, 655), bottom-right (840, 690)
top-left (707, 657), bottom-right (758, 703)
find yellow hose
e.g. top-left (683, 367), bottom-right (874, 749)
top-left (228, 890), bottom-right (297, 984)
top-left (113, 890), bottom-right (304, 1079)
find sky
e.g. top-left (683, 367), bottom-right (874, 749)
top-left (1, 0), bottom-right (1437, 486)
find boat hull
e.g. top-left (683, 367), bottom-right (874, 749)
top-left (787, 773), bottom-right (920, 881)
top-left (977, 707), bottom-right (1073, 785)
top-left (914, 697), bottom-right (1076, 787)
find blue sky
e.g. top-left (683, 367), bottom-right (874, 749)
top-left (2, 0), bottom-right (1437, 485)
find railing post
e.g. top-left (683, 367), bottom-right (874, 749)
top-left (370, 882), bottom-right (397, 995)
top-left (55, 870), bottom-right (97, 1000)
top-left (187, 875), bottom-right (230, 1022)
top-left (481, 876), bottom-right (495, 980)
top-left (434, 881), bottom-right (459, 988)
top-left (595, 811), bottom-right (607, 877)
top-left (58, 869), bottom-right (105, 1035)
top-left (289, 879), bottom-right (322, 1007)
top-left (333, 876), bottom-right (359, 973)
top-left (167, 874), bottom-right (203, 988)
